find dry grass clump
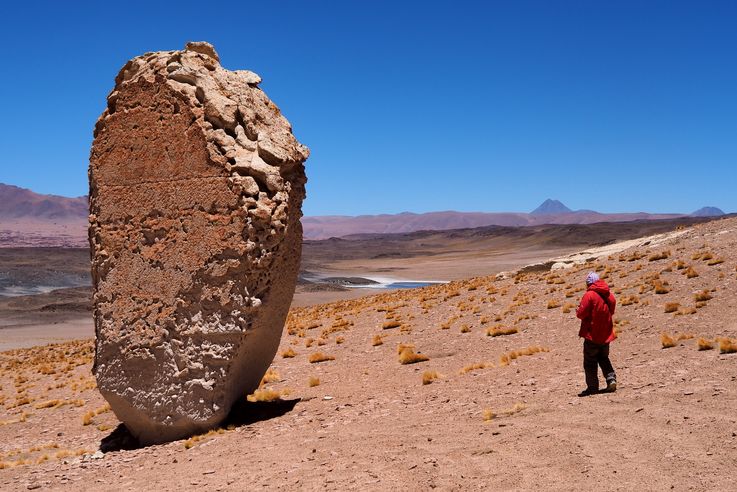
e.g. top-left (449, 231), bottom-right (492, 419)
top-left (707, 257), bottom-right (724, 266)
top-left (422, 371), bottom-right (440, 385)
top-left (460, 362), bottom-right (492, 374)
top-left (247, 388), bottom-right (290, 403)
top-left (684, 266), bottom-right (699, 278)
top-left (482, 402), bottom-right (526, 421)
top-left (660, 333), bottom-right (676, 348)
top-left (697, 338), bottom-right (714, 351)
top-left (653, 280), bottom-right (670, 295)
top-left (661, 333), bottom-right (693, 348)
top-left (382, 320), bottom-right (401, 329)
top-left (82, 403), bottom-right (111, 426)
top-left (371, 334), bottom-right (384, 346)
top-left (561, 302), bottom-right (576, 313)
top-left (398, 345), bottom-right (429, 365)
top-left (719, 338), bottom-right (737, 354)
top-left (260, 368), bottom-right (281, 385)
top-left (281, 347), bottom-right (297, 358)
top-left (183, 428), bottom-right (227, 449)
top-left (648, 250), bottom-right (670, 261)
top-left (694, 290), bottom-right (713, 302)
top-left (308, 376), bottom-right (321, 387)
top-left (546, 300), bottom-right (561, 309)
top-left (664, 302), bottom-right (680, 314)
top-left (460, 324), bottom-right (471, 333)
top-left (499, 346), bottom-right (549, 366)
top-left (620, 295), bottom-right (639, 306)
top-left (486, 326), bottom-right (518, 337)
top-left (308, 352), bottom-right (335, 363)
top-left (678, 306), bottom-right (697, 315)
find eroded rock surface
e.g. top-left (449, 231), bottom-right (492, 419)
top-left (88, 42), bottom-right (308, 444)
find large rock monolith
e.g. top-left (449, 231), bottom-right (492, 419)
top-left (89, 42), bottom-right (308, 444)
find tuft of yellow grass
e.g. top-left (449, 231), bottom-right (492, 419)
top-left (719, 338), bottom-right (737, 354)
top-left (697, 338), bottom-right (714, 351)
top-left (382, 321), bottom-right (401, 329)
top-left (281, 348), bottom-right (297, 358)
top-left (664, 302), bottom-right (680, 313)
top-left (684, 266), bottom-right (699, 278)
top-left (460, 362), bottom-right (492, 374)
top-left (482, 403), bottom-right (526, 422)
top-left (247, 388), bottom-right (288, 403)
top-left (81, 403), bottom-right (111, 426)
top-left (499, 346), bottom-right (549, 366)
top-left (654, 281), bottom-right (670, 295)
top-left (309, 352), bottom-right (335, 363)
top-left (422, 371), bottom-right (440, 385)
top-left (694, 290), bottom-right (713, 302)
top-left (260, 368), bottom-right (281, 385)
top-left (398, 345), bottom-right (429, 365)
top-left (308, 376), bottom-right (321, 387)
top-left (460, 324), bottom-right (471, 333)
top-left (372, 334), bottom-right (384, 346)
top-left (486, 326), bottom-right (518, 337)
top-left (648, 250), bottom-right (670, 261)
top-left (82, 411), bottom-right (95, 426)
top-left (620, 295), bottom-right (639, 306)
top-left (546, 300), bottom-right (561, 309)
top-left (34, 399), bottom-right (62, 409)
top-left (661, 333), bottom-right (676, 348)
top-left (183, 428), bottom-right (227, 449)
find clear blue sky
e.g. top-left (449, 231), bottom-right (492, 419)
top-left (1, 1), bottom-right (735, 215)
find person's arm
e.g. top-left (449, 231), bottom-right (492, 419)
top-left (608, 293), bottom-right (616, 316)
top-left (576, 292), bottom-right (592, 320)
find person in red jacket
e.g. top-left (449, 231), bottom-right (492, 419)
top-left (575, 272), bottom-right (617, 396)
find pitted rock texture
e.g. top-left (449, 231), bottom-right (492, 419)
top-left (88, 42), bottom-right (308, 444)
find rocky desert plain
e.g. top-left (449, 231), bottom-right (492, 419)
top-left (0, 213), bottom-right (736, 490)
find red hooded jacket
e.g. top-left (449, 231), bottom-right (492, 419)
top-left (576, 280), bottom-right (616, 344)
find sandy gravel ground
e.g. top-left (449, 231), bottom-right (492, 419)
top-left (1, 218), bottom-right (736, 490)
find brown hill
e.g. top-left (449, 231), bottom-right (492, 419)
top-left (1, 217), bottom-right (736, 489)
top-left (0, 184), bottom-right (87, 221)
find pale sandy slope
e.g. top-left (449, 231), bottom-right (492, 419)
top-left (1, 218), bottom-right (736, 490)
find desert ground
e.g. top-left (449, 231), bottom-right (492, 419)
top-left (1, 216), bottom-right (736, 490)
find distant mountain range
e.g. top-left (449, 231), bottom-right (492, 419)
top-left (0, 183), bottom-right (87, 221)
top-left (301, 200), bottom-right (728, 239)
top-left (0, 183), bottom-right (728, 243)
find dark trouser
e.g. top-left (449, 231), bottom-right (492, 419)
top-left (583, 339), bottom-right (616, 391)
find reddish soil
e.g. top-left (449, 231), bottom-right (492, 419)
top-left (1, 218), bottom-right (736, 490)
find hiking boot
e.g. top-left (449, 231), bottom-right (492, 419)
top-left (603, 381), bottom-right (617, 393)
top-left (578, 388), bottom-right (598, 397)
